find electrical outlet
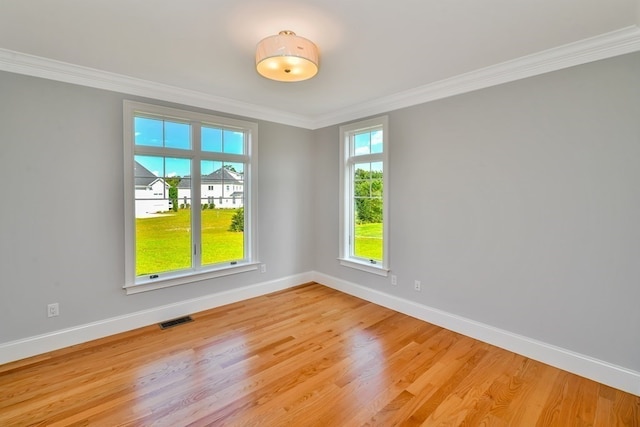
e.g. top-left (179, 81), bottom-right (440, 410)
top-left (47, 303), bottom-right (59, 317)
top-left (391, 275), bottom-right (397, 285)
top-left (414, 280), bottom-right (421, 291)
top-left (260, 264), bottom-right (267, 273)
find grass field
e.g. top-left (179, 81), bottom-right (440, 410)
top-left (354, 222), bottom-right (383, 261)
top-left (136, 209), bottom-right (243, 276)
top-left (136, 209), bottom-right (382, 275)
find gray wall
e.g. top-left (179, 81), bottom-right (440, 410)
top-left (1, 52), bottom-right (639, 374)
top-left (313, 52), bottom-right (640, 371)
top-left (0, 71), bottom-right (315, 343)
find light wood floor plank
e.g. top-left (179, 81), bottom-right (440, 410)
top-left (1, 282), bottom-right (638, 426)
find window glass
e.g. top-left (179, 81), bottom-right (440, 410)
top-left (134, 117), bottom-right (190, 150)
top-left (133, 155), bottom-right (191, 276)
top-left (224, 129), bottom-right (244, 154)
top-left (371, 130), bottom-right (383, 154)
top-left (354, 132), bottom-right (370, 155)
top-left (353, 163), bottom-right (383, 261)
top-left (134, 117), bottom-right (163, 147)
top-left (202, 126), bottom-right (222, 153)
top-left (164, 121), bottom-right (190, 150)
top-left (200, 161), bottom-right (245, 266)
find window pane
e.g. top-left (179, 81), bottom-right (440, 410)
top-left (353, 162), bottom-right (383, 262)
top-left (371, 130), bottom-right (383, 154)
top-left (165, 157), bottom-right (190, 178)
top-left (371, 162), bottom-right (383, 196)
top-left (135, 155), bottom-right (164, 180)
top-left (200, 160), bottom-right (245, 266)
top-left (134, 117), bottom-right (190, 150)
top-left (354, 162), bottom-right (371, 181)
top-left (224, 129), bottom-right (244, 154)
top-left (202, 126), bottom-right (222, 153)
top-left (134, 156), bottom-right (192, 276)
top-left (134, 117), bottom-right (163, 147)
top-left (164, 121), bottom-right (191, 150)
top-left (354, 132), bottom-right (370, 155)
top-left (353, 129), bottom-right (383, 156)
top-left (201, 159), bottom-right (222, 176)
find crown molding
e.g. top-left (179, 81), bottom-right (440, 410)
top-left (311, 25), bottom-right (640, 129)
top-left (1, 25), bottom-right (639, 130)
top-left (0, 48), bottom-right (315, 129)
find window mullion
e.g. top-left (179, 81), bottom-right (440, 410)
top-left (349, 162), bottom-right (356, 258)
top-left (192, 123), bottom-right (202, 270)
top-left (350, 152), bottom-right (383, 164)
top-left (201, 152), bottom-right (248, 163)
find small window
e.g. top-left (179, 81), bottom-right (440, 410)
top-left (339, 116), bottom-right (389, 276)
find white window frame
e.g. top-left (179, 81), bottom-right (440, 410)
top-left (123, 100), bottom-right (259, 294)
top-left (339, 116), bottom-right (389, 276)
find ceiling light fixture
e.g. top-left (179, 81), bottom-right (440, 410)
top-left (255, 30), bottom-right (319, 82)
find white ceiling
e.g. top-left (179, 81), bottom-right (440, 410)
top-left (1, 1), bottom-right (639, 128)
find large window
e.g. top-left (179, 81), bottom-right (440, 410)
top-left (123, 101), bottom-right (258, 294)
top-left (339, 116), bottom-right (389, 276)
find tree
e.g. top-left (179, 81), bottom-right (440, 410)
top-left (228, 207), bottom-right (244, 232)
top-left (354, 169), bottom-right (383, 223)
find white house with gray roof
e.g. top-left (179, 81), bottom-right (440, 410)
top-left (135, 163), bottom-right (243, 217)
top-left (177, 167), bottom-right (244, 209)
top-left (134, 161), bottom-right (170, 217)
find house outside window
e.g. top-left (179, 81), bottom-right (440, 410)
top-left (339, 116), bottom-right (389, 276)
top-left (123, 101), bottom-right (258, 294)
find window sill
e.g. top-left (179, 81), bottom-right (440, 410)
top-left (338, 258), bottom-right (389, 277)
top-left (123, 262), bottom-right (259, 295)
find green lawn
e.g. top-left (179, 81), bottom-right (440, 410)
top-left (354, 222), bottom-right (383, 261)
top-left (136, 209), bottom-right (243, 276)
top-left (136, 211), bottom-right (382, 276)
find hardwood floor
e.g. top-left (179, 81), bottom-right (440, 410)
top-left (1, 283), bottom-right (638, 426)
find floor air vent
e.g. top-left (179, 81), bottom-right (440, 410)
top-left (159, 316), bottom-right (193, 329)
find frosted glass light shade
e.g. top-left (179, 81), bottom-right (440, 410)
top-left (256, 31), bottom-right (319, 82)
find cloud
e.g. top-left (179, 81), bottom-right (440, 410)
top-left (371, 130), bottom-right (383, 146)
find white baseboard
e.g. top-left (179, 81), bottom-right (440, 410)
top-left (312, 271), bottom-right (640, 397)
top-left (2, 270), bottom-right (638, 397)
top-left (0, 272), bottom-right (312, 366)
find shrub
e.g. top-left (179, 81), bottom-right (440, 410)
top-left (228, 207), bottom-right (244, 232)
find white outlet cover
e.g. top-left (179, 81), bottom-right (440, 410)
top-left (47, 303), bottom-right (59, 317)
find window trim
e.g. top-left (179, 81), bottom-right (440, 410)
top-left (123, 100), bottom-right (259, 294)
top-left (338, 115), bottom-right (389, 276)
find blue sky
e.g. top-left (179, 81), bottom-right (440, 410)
top-left (135, 156), bottom-right (244, 178)
top-left (354, 129), bottom-right (383, 156)
top-left (134, 117), bottom-right (245, 177)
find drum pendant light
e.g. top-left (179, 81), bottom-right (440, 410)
top-left (255, 31), bottom-right (319, 82)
